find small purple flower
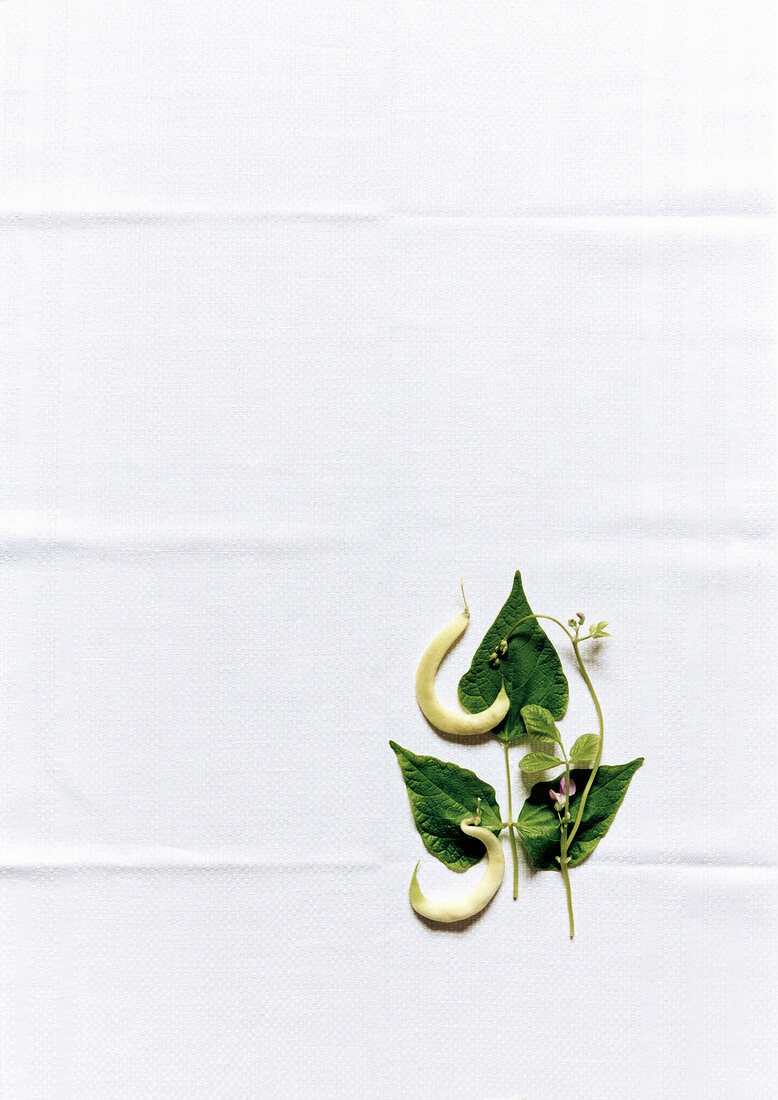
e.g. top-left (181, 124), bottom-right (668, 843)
top-left (550, 775), bottom-right (576, 810)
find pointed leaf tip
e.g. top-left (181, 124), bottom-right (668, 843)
top-left (457, 572), bottom-right (569, 743)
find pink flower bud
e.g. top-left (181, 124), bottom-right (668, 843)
top-left (550, 775), bottom-right (576, 809)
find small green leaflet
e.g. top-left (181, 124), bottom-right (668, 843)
top-left (570, 734), bottom-right (601, 762)
top-left (516, 759), bottom-right (644, 870)
top-left (390, 741), bottom-right (502, 872)
top-left (521, 704), bottom-right (562, 744)
top-left (457, 571), bottom-right (568, 744)
top-left (518, 752), bottom-right (563, 774)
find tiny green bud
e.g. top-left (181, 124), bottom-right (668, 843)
top-left (497, 639), bottom-right (508, 657)
top-left (488, 653), bottom-right (500, 669)
top-left (568, 618), bottom-right (577, 629)
top-left (576, 612), bottom-right (585, 624)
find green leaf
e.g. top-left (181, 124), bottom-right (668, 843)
top-left (389, 741), bottom-right (502, 872)
top-left (570, 734), bottom-right (601, 762)
top-left (516, 759), bottom-right (644, 870)
top-left (457, 571), bottom-right (569, 744)
top-left (521, 704), bottom-right (562, 744)
top-left (518, 752), bottom-right (563, 774)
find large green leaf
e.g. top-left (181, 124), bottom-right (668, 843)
top-left (457, 571), bottom-right (568, 743)
top-left (516, 759), bottom-right (644, 870)
top-left (389, 741), bottom-right (502, 871)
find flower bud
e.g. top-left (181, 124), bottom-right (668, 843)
top-left (549, 775), bottom-right (576, 810)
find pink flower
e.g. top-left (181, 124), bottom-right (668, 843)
top-left (550, 775), bottom-right (576, 810)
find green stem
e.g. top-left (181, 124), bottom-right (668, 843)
top-left (565, 637), bottom-right (604, 850)
top-left (559, 759), bottom-right (575, 938)
top-left (505, 613), bottom-right (574, 644)
top-left (559, 845), bottom-right (575, 938)
top-left (503, 742), bottom-right (519, 900)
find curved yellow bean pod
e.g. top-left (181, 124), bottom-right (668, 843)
top-left (409, 818), bottom-right (505, 923)
top-left (415, 609), bottom-right (509, 736)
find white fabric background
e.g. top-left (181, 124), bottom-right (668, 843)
top-left (0, 2), bottom-right (775, 1097)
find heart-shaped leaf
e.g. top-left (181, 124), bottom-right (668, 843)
top-left (390, 741), bottom-right (502, 871)
top-left (458, 571), bottom-right (568, 744)
top-left (516, 759), bottom-right (644, 870)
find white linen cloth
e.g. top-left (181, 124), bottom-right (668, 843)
top-left (0, 2), bottom-right (774, 1097)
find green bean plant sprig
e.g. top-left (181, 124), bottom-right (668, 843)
top-left (390, 571), bottom-right (643, 938)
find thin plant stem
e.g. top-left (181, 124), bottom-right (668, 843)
top-left (559, 758), bottom-right (575, 939)
top-left (505, 613), bottom-right (574, 645)
top-left (559, 842), bottom-right (575, 938)
top-left (503, 742), bottom-right (520, 900)
top-left (565, 638), bottom-right (604, 849)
